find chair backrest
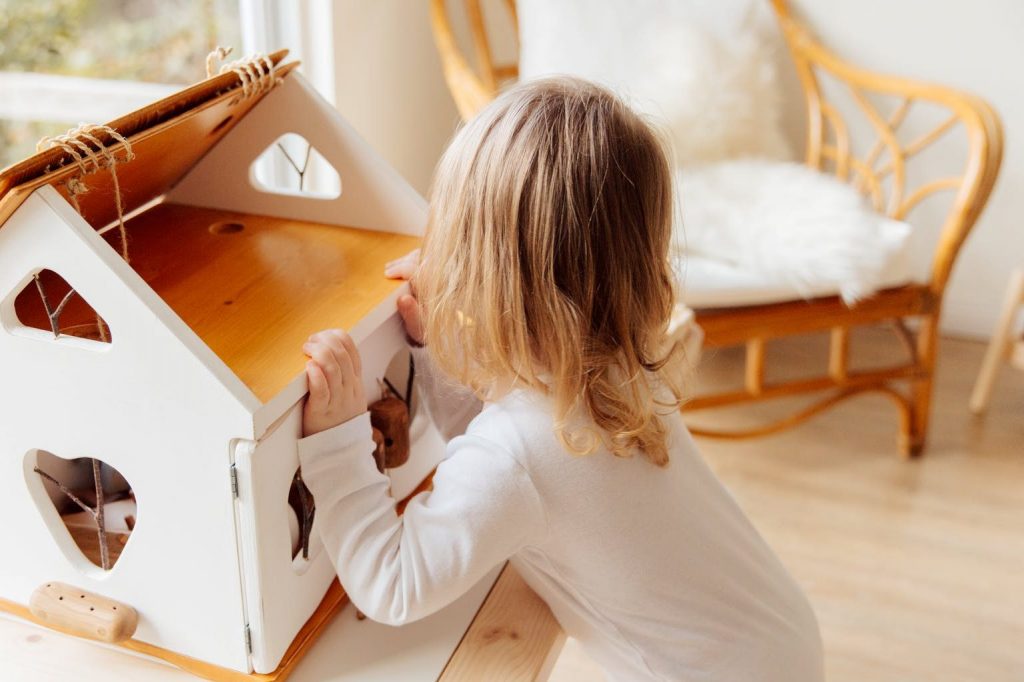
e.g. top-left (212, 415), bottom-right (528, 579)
top-left (428, 0), bottom-right (1003, 295)
top-left (430, 0), bottom-right (792, 124)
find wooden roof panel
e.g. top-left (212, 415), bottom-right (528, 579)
top-left (0, 50), bottom-right (298, 230)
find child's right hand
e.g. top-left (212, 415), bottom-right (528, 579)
top-left (385, 250), bottom-right (425, 346)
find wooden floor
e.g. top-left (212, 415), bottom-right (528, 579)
top-left (549, 328), bottom-right (1024, 682)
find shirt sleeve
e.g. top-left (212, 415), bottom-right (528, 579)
top-left (410, 345), bottom-right (483, 441)
top-left (297, 411), bottom-right (547, 626)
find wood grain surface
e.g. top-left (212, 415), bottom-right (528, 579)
top-left (440, 564), bottom-right (565, 681)
top-left (110, 202), bottom-right (420, 402)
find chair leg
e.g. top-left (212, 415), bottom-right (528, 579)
top-left (903, 375), bottom-right (932, 457)
top-left (902, 315), bottom-right (940, 458)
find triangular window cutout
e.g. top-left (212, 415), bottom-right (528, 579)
top-left (13, 269), bottom-right (112, 343)
top-left (250, 133), bottom-right (342, 199)
top-left (29, 450), bottom-right (136, 571)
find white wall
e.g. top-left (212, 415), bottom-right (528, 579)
top-left (327, 1), bottom-right (1020, 339)
top-left (329, 1), bottom-right (463, 195)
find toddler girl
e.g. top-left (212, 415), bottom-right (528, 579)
top-left (298, 77), bottom-right (823, 681)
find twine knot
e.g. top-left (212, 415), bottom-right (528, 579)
top-left (36, 123), bottom-right (136, 262)
top-left (205, 46), bottom-right (280, 99)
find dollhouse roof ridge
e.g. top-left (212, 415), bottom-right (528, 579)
top-left (0, 50), bottom-right (299, 232)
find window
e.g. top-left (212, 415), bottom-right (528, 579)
top-left (0, 0), bottom-right (242, 168)
top-left (2, 1), bottom-right (339, 195)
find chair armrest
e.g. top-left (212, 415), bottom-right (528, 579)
top-left (774, 4), bottom-right (1004, 295)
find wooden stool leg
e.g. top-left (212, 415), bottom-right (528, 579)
top-left (970, 269), bottom-right (1024, 415)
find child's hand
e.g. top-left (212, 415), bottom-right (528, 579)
top-left (385, 249), bottom-right (425, 346)
top-left (302, 329), bottom-right (366, 437)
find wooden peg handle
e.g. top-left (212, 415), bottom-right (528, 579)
top-left (369, 396), bottom-right (411, 469)
top-left (29, 581), bottom-right (138, 643)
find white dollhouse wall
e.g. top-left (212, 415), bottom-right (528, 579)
top-left (0, 189), bottom-right (258, 672)
top-left (168, 73), bottom-right (426, 238)
top-left (0, 70), bottom-right (447, 675)
top-left (234, 316), bottom-right (445, 673)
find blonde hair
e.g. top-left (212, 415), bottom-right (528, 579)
top-left (419, 77), bottom-right (684, 466)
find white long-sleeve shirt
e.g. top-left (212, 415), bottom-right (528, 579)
top-left (297, 348), bottom-right (823, 681)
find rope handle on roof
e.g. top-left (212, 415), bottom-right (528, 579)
top-left (37, 123), bottom-right (136, 263)
top-left (205, 46), bottom-right (281, 99)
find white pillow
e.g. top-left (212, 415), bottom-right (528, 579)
top-left (674, 160), bottom-right (913, 304)
top-left (517, 0), bottom-right (791, 165)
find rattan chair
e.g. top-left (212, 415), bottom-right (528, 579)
top-left (428, 0), bottom-right (1003, 456)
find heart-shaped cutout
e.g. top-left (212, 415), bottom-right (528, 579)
top-left (26, 450), bottom-right (136, 571)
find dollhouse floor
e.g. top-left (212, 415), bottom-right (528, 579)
top-left (118, 202), bottom-right (420, 402)
top-left (67, 527), bottom-right (128, 567)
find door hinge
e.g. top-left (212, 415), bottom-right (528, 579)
top-left (244, 623), bottom-right (253, 654)
top-left (230, 463), bottom-right (239, 498)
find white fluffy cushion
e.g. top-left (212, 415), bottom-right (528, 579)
top-left (517, 0), bottom-right (791, 165)
top-left (673, 160), bottom-right (915, 305)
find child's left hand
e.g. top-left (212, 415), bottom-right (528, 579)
top-left (302, 329), bottom-right (366, 437)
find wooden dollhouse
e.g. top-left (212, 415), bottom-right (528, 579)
top-left (0, 51), bottom-right (446, 680)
